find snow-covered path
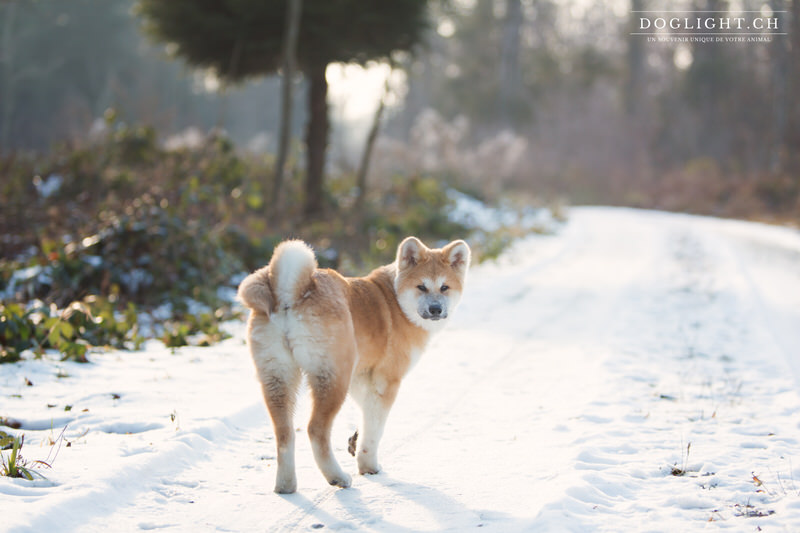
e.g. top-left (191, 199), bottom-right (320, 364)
top-left (3, 208), bottom-right (800, 532)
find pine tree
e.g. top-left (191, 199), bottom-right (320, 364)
top-left (136, 0), bottom-right (428, 217)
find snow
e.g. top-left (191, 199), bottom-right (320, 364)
top-left (32, 174), bottom-right (63, 199)
top-left (2, 266), bottom-right (50, 301)
top-left (447, 188), bottom-right (556, 232)
top-left (3, 207), bottom-right (800, 532)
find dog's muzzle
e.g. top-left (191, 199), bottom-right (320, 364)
top-left (422, 303), bottom-right (446, 320)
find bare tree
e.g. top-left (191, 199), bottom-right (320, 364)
top-left (789, 0), bottom-right (800, 172)
top-left (272, 0), bottom-right (303, 215)
top-left (498, 0), bottom-right (523, 129)
top-left (626, 0), bottom-right (645, 116)
top-left (1, 2), bottom-right (18, 153)
top-left (770, 0), bottom-right (789, 172)
top-left (355, 63), bottom-right (393, 214)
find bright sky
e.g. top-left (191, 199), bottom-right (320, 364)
top-left (326, 62), bottom-right (407, 124)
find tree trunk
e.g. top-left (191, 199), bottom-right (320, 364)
top-left (217, 38), bottom-right (244, 130)
top-left (690, 0), bottom-right (728, 161)
top-left (354, 64), bottom-right (392, 213)
top-left (498, 0), bottom-right (522, 128)
top-left (304, 62), bottom-right (329, 217)
top-left (626, 0), bottom-right (645, 116)
top-left (789, 0), bottom-right (800, 172)
top-left (770, 0), bottom-right (789, 172)
top-left (272, 0), bottom-right (303, 215)
top-left (1, 2), bottom-right (18, 154)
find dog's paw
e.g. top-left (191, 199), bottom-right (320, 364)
top-left (358, 459), bottom-right (381, 475)
top-left (274, 479), bottom-right (297, 494)
top-left (328, 472), bottom-right (352, 489)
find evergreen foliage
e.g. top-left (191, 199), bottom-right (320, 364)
top-left (136, 0), bottom-right (428, 80)
top-left (136, 0), bottom-right (429, 216)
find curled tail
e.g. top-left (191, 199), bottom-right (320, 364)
top-left (269, 240), bottom-right (317, 307)
top-left (237, 240), bottom-right (317, 316)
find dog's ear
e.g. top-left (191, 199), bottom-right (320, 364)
top-left (444, 240), bottom-right (471, 275)
top-left (397, 237), bottom-right (426, 270)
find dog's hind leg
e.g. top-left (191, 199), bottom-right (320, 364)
top-left (260, 363), bottom-right (301, 494)
top-left (307, 367), bottom-right (353, 489)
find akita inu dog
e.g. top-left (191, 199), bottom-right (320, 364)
top-left (238, 237), bottom-right (470, 493)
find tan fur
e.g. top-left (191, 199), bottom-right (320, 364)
top-left (238, 236), bottom-right (470, 493)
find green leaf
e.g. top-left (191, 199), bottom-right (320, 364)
top-left (0, 431), bottom-right (15, 450)
top-left (59, 321), bottom-right (75, 340)
top-left (47, 328), bottom-right (63, 348)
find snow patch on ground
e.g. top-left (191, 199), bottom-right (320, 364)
top-left (447, 188), bottom-right (557, 233)
top-left (2, 207), bottom-right (800, 532)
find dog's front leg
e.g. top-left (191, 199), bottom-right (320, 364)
top-left (356, 377), bottom-right (400, 475)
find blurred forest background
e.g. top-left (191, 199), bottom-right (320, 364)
top-left (2, 0), bottom-right (799, 213)
top-left (1, 0), bottom-right (799, 359)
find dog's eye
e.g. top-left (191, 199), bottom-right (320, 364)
top-left (441, 285), bottom-right (449, 293)
top-left (417, 285), bottom-right (428, 293)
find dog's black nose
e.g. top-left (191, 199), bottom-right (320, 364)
top-left (428, 303), bottom-right (443, 316)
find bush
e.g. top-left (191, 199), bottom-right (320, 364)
top-left (0, 298), bottom-right (143, 363)
top-left (361, 175), bottom-right (470, 265)
top-left (1, 119), bottom-right (548, 362)
top-left (1, 121), bottom-right (269, 359)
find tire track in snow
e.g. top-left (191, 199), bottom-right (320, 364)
top-left (533, 213), bottom-right (800, 529)
top-left (714, 221), bottom-right (800, 386)
top-left (5, 401), bottom-right (268, 533)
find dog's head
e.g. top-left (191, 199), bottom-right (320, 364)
top-left (394, 237), bottom-right (471, 331)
